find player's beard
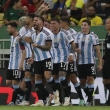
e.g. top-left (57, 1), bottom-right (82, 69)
top-left (35, 25), bottom-right (40, 31)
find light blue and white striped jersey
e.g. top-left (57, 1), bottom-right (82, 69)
top-left (66, 28), bottom-right (77, 53)
top-left (8, 35), bottom-right (22, 69)
top-left (19, 27), bottom-right (35, 58)
top-left (66, 28), bottom-right (77, 62)
top-left (53, 29), bottom-right (74, 63)
top-left (75, 32), bottom-right (99, 64)
top-left (31, 27), bottom-right (54, 61)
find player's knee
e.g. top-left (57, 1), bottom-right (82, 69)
top-left (12, 80), bottom-right (19, 85)
top-left (87, 77), bottom-right (94, 84)
top-left (44, 71), bottom-right (52, 80)
top-left (71, 79), bottom-right (77, 84)
top-left (52, 75), bottom-right (59, 79)
top-left (103, 79), bottom-right (108, 84)
top-left (59, 71), bottom-right (66, 77)
top-left (25, 71), bottom-right (31, 78)
top-left (79, 79), bottom-right (86, 86)
top-left (6, 80), bottom-right (12, 86)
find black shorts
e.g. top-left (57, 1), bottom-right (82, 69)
top-left (67, 61), bottom-right (77, 75)
top-left (52, 62), bottom-right (67, 75)
top-left (6, 69), bottom-right (21, 80)
top-left (102, 60), bottom-right (110, 79)
top-left (78, 64), bottom-right (96, 79)
top-left (33, 58), bottom-right (52, 74)
top-left (25, 58), bottom-right (33, 72)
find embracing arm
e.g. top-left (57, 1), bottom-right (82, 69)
top-left (33, 41), bottom-right (52, 51)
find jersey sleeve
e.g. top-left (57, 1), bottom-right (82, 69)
top-left (74, 35), bottom-right (78, 44)
top-left (25, 31), bottom-right (31, 37)
top-left (66, 34), bottom-right (74, 44)
top-left (45, 35), bottom-right (52, 42)
top-left (93, 34), bottom-right (99, 46)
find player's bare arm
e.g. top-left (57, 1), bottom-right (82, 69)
top-left (27, 50), bottom-right (34, 64)
top-left (70, 41), bottom-right (75, 53)
top-left (75, 43), bottom-right (81, 53)
top-left (95, 45), bottom-right (102, 71)
top-left (19, 49), bottom-right (26, 71)
top-left (32, 41), bottom-right (52, 51)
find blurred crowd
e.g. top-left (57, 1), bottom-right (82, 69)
top-left (0, 0), bottom-right (110, 28)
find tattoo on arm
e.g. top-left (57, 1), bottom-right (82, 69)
top-left (71, 42), bottom-right (75, 53)
top-left (37, 41), bottom-right (52, 51)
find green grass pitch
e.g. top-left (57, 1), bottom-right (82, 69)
top-left (0, 106), bottom-right (110, 110)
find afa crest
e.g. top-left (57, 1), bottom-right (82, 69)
top-left (55, 38), bottom-right (57, 42)
top-left (82, 38), bottom-right (85, 41)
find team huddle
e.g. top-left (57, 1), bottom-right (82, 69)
top-left (6, 14), bottom-right (102, 106)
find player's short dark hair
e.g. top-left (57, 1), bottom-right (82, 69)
top-left (82, 20), bottom-right (91, 26)
top-left (34, 15), bottom-right (44, 23)
top-left (8, 22), bottom-right (17, 28)
top-left (44, 19), bottom-right (50, 23)
top-left (51, 17), bottom-right (60, 23)
top-left (60, 17), bottom-right (70, 25)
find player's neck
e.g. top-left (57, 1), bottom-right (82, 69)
top-left (36, 26), bottom-right (43, 34)
top-left (82, 30), bottom-right (90, 35)
top-left (13, 31), bottom-right (19, 38)
top-left (53, 28), bottom-right (60, 35)
top-left (63, 26), bottom-right (69, 31)
top-left (28, 23), bottom-right (33, 29)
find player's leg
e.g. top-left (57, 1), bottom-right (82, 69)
top-left (6, 70), bottom-right (13, 87)
top-left (16, 71), bottom-right (25, 105)
top-left (42, 78), bottom-right (50, 105)
top-left (8, 70), bottom-right (24, 106)
top-left (31, 61), bottom-right (44, 106)
top-left (85, 64), bottom-right (95, 106)
top-left (52, 63), bottom-right (61, 106)
top-left (58, 62), bottom-right (69, 105)
top-left (44, 58), bottom-right (60, 106)
top-left (102, 60), bottom-right (110, 106)
top-left (18, 59), bottom-right (32, 106)
top-left (65, 74), bottom-right (71, 106)
top-left (67, 62), bottom-right (84, 106)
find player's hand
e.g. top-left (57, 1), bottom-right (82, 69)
top-left (32, 43), bottom-right (38, 47)
top-left (97, 64), bottom-right (102, 71)
top-left (17, 37), bottom-right (21, 42)
top-left (75, 48), bottom-right (81, 53)
top-left (27, 58), bottom-right (34, 64)
top-left (68, 55), bottom-right (73, 63)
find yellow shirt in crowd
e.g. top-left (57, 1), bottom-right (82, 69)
top-left (78, 16), bottom-right (103, 26)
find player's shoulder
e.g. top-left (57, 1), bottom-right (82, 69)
top-left (68, 28), bottom-right (76, 34)
top-left (89, 32), bottom-right (98, 38)
top-left (19, 26), bottom-right (27, 35)
top-left (42, 27), bottom-right (51, 36)
top-left (60, 29), bottom-right (69, 35)
top-left (29, 27), bottom-right (36, 35)
top-left (75, 31), bottom-right (82, 36)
